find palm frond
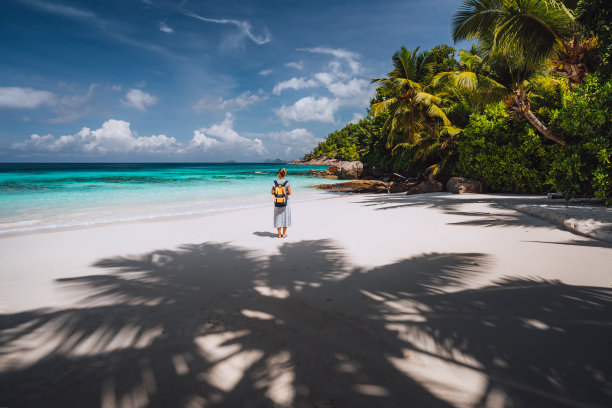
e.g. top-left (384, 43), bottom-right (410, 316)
top-left (416, 101), bottom-right (450, 126)
top-left (413, 91), bottom-right (444, 107)
top-left (371, 97), bottom-right (398, 117)
top-left (494, 0), bottom-right (575, 62)
top-left (452, 0), bottom-right (504, 42)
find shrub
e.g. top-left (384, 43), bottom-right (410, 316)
top-left (455, 103), bottom-right (554, 193)
top-left (549, 75), bottom-right (612, 204)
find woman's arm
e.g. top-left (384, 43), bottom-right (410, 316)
top-left (287, 184), bottom-right (292, 195)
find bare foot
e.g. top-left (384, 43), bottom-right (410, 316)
top-left (282, 234), bottom-right (288, 238)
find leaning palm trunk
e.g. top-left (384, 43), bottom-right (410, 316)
top-left (510, 89), bottom-right (565, 146)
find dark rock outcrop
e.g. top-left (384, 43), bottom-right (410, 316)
top-left (388, 180), bottom-right (419, 193)
top-left (314, 180), bottom-right (388, 193)
top-left (446, 177), bottom-right (483, 194)
top-left (405, 178), bottom-right (443, 195)
top-left (334, 161), bottom-right (363, 179)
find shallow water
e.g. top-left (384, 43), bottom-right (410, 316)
top-left (0, 163), bottom-right (335, 234)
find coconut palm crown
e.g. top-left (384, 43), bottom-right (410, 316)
top-left (370, 46), bottom-right (458, 152)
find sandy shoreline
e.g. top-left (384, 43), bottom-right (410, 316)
top-left (1, 192), bottom-right (611, 407)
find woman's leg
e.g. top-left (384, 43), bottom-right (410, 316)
top-left (277, 227), bottom-right (282, 237)
top-left (282, 227), bottom-right (287, 237)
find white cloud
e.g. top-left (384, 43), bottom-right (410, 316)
top-left (270, 47), bottom-right (373, 124)
top-left (18, 0), bottom-right (96, 19)
top-left (8, 116), bottom-right (322, 160)
top-left (300, 46), bottom-right (362, 74)
top-left (327, 78), bottom-right (371, 99)
top-left (272, 77), bottom-right (318, 95)
top-left (44, 83), bottom-right (99, 124)
top-left (0, 87), bottom-right (57, 109)
top-left (187, 113), bottom-right (266, 155)
top-left (17, 0), bottom-right (175, 58)
top-left (12, 119), bottom-right (178, 154)
top-left (121, 89), bottom-right (158, 111)
top-left (259, 69), bottom-right (273, 76)
top-left (182, 10), bottom-right (271, 46)
top-left (349, 112), bottom-right (364, 124)
top-left (266, 128), bottom-right (323, 159)
top-left (193, 90), bottom-right (267, 112)
top-left (111, 84), bottom-right (122, 91)
top-left (159, 21), bottom-right (174, 33)
top-left (274, 96), bottom-right (339, 124)
top-left (285, 61), bottom-right (304, 70)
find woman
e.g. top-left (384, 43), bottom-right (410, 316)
top-left (271, 168), bottom-right (292, 238)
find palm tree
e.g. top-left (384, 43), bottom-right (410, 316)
top-left (453, 0), bottom-right (599, 85)
top-left (433, 47), bottom-right (508, 113)
top-left (370, 46), bottom-right (458, 154)
top-left (451, 0), bottom-right (575, 145)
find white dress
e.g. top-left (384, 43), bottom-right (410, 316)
top-left (273, 179), bottom-right (292, 228)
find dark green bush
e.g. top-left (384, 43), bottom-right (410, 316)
top-left (549, 75), bottom-right (612, 204)
top-left (455, 103), bottom-right (555, 193)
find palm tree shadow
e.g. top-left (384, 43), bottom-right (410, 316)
top-left (0, 240), bottom-right (610, 407)
top-left (355, 193), bottom-right (612, 248)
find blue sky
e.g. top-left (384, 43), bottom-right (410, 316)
top-left (0, 0), bottom-right (466, 162)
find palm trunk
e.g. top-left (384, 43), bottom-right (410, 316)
top-left (514, 91), bottom-right (565, 146)
top-left (522, 107), bottom-right (565, 146)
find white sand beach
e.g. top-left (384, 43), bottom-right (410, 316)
top-left (1, 192), bottom-right (611, 407)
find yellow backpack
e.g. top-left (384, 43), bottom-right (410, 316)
top-left (273, 180), bottom-right (288, 207)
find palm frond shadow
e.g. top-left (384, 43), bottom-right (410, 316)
top-left (1, 239), bottom-right (610, 407)
top-left (356, 193), bottom-right (593, 231)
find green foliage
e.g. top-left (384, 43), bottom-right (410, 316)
top-left (527, 75), bottom-right (569, 123)
top-left (455, 103), bottom-right (555, 193)
top-left (548, 75), bottom-right (612, 204)
top-left (423, 44), bottom-right (459, 82)
top-left (577, 0), bottom-right (612, 78)
top-left (304, 124), bottom-right (361, 161)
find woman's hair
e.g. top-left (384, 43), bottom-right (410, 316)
top-left (278, 168), bottom-right (287, 178)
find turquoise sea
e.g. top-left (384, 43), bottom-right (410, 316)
top-left (0, 163), bottom-right (336, 235)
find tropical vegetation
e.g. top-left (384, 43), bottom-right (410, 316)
top-left (303, 0), bottom-right (611, 205)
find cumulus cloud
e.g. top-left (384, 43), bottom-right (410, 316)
top-left (0, 87), bottom-right (57, 109)
top-left (259, 69), bottom-right (273, 76)
top-left (327, 78), bottom-right (371, 99)
top-left (121, 89), bottom-right (158, 111)
top-left (274, 96), bottom-right (339, 125)
top-left (271, 46), bottom-right (374, 124)
top-left (272, 77), bottom-right (318, 95)
top-left (159, 21), bottom-right (174, 33)
top-left (12, 119), bottom-right (178, 154)
top-left (193, 90), bottom-right (267, 112)
top-left (187, 113), bottom-right (266, 155)
top-left (8, 116), bottom-right (320, 160)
